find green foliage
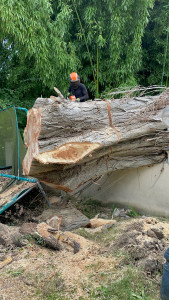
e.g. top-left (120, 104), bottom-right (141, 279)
top-left (22, 233), bottom-right (46, 246)
top-left (66, 0), bottom-right (154, 94)
top-left (0, 0), bottom-right (156, 104)
top-left (32, 233), bottom-right (46, 246)
top-left (0, 0), bottom-right (168, 106)
top-left (74, 197), bottom-right (109, 219)
top-left (132, 290), bottom-right (150, 300)
top-left (0, 0), bottom-right (78, 91)
top-left (127, 206), bottom-right (141, 218)
top-left (139, 0), bottom-right (169, 86)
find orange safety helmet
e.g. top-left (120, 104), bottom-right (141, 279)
top-left (69, 95), bottom-right (76, 101)
top-left (69, 72), bottom-right (80, 83)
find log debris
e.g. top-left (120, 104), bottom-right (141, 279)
top-left (23, 89), bottom-right (169, 191)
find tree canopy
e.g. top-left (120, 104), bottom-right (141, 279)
top-left (0, 0), bottom-right (168, 109)
top-left (139, 0), bottom-right (169, 86)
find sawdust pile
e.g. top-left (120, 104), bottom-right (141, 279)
top-left (111, 217), bottom-right (169, 275)
top-left (0, 209), bottom-right (169, 299)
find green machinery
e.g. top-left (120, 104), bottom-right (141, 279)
top-left (0, 106), bottom-right (50, 214)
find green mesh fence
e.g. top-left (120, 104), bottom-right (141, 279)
top-left (0, 106), bottom-right (26, 191)
top-left (0, 107), bottom-right (51, 211)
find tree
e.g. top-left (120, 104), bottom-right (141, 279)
top-left (0, 0), bottom-right (155, 102)
top-left (0, 0), bottom-right (78, 92)
top-left (139, 0), bottom-right (169, 86)
top-left (62, 0), bottom-right (155, 95)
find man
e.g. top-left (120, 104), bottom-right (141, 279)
top-left (68, 72), bottom-right (89, 102)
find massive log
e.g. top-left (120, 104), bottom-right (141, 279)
top-left (23, 89), bottom-right (169, 192)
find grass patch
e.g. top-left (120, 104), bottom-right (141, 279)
top-left (74, 197), bottom-right (142, 221)
top-left (74, 223), bottom-right (121, 246)
top-left (74, 228), bottom-right (96, 240)
top-left (126, 207), bottom-right (142, 218)
top-left (23, 233), bottom-right (46, 247)
top-left (31, 271), bottom-right (67, 300)
top-left (7, 268), bottom-right (24, 277)
top-left (89, 267), bottom-right (160, 300)
top-left (73, 198), bottom-right (110, 219)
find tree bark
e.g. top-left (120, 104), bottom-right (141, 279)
top-left (23, 90), bottom-right (169, 192)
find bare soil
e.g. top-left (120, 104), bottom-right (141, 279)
top-left (0, 192), bottom-right (168, 299)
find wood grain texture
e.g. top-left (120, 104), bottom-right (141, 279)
top-left (23, 90), bottom-right (169, 191)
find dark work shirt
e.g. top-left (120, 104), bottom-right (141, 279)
top-left (68, 83), bottom-right (89, 102)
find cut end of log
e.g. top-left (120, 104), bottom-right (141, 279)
top-left (36, 142), bottom-right (100, 165)
top-left (23, 108), bottom-right (42, 175)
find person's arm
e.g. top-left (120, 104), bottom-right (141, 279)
top-left (79, 84), bottom-right (89, 102)
top-left (67, 86), bottom-right (71, 95)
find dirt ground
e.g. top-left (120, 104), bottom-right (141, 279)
top-left (0, 192), bottom-right (168, 299)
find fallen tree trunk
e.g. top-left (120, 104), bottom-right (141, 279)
top-left (23, 89), bottom-right (169, 192)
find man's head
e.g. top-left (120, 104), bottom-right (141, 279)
top-left (69, 72), bottom-right (80, 89)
